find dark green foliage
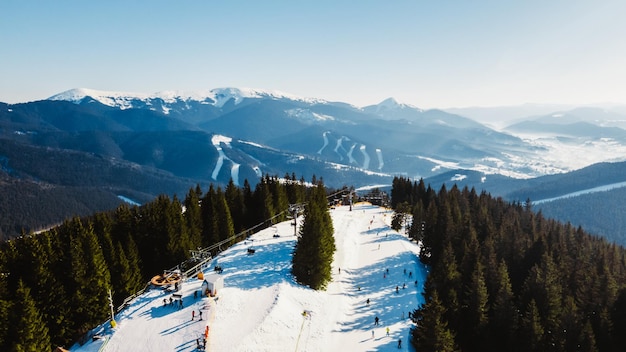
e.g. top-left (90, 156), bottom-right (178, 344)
top-left (411, 291), bottom-right (457, 351)
top-left (267, 175), bottom-right (289, 224)
top-left (390, 176), bottom-right (626, 351)
top-left (0, 299), bottom-right (9, 350)
top-left (184, 185), bottom-right (203, 249)
top-left (537, 186), bottom-right (626, 246)
top-left (201, 185), bottom-right (220, 247)
top-left (214, 187), bottom-right (235, 244)
top-left (0, 174), bottom-right (311, 348)
top-left (66, 218), bottom-right (111, 337)
top-left (292, 182), bottom-right (336, 290)
top-left (10, 280), bottom-right (51, 352)
top-left (225, 180), bottom-right (245, 233)
top-left (391, 201), bottom-right (410, 232)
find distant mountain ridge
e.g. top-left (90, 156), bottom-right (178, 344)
top-left (49, 87), bottom-right (329, 112)
top-left (3, 87), bottom-right (626, 239)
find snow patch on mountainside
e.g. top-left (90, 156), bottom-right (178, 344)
top-left (318, 132), bottom-right (330, 154)
top-left (376, 149), bottom-right (384, 170)
top-left (534, 181), bottom-right (626, 205)
top-left (285, 108), bottom-right (334, 123)
top-left (360, 145), bottom-right (370, 169)
top-left (211, 135), bottom-right (241, 185)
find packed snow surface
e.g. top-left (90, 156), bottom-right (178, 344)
top-left (71, 204), bottom-right (426, 352)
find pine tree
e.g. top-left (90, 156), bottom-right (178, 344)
top-left (67, 218), bottom-right (111, 336)
top-left (225, 179), bottom-right (245, 233)
top-left (10, 280), bottom-right (51, 352)
top-left (215, 187), bottom-right (235, 244)
top-left (518, 299), bottom-right (544, 351)
top-left (165, 196), bottom-right (191, 265)
top-left (292, 183), bottom-right (335, 290)
top-left (268, 175), bottom-right (289, 222)
top-left (201, 185), bottom-right (220, 247)
top-left (411, 291), bottom-right (457, 351)
top-left (488, 260), bottom-right (518, 350)
top-left (611, 289), bottom-right (626, 350)
top-left (0, 299), bottom-right (9, 351)
top-left (184, 186), bottom-right (203, 249)
top-left (253, 178), bottom-right (275, 227)
top-left (113, 241), bottom-right (141, 304)
top-left (460, 262), bottom-right (489, 352)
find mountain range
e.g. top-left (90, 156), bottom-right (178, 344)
top-left (2, 88), bottom-right (626, 241)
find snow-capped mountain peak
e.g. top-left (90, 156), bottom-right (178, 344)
top-left (48, 87), bottom-right (327, 111)
top-left (375, 97), bottom-right (421, 112)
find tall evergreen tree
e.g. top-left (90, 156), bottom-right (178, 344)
top-left (292, 183), bottom-right (335, 290)
top-left (488, 260), bottom-right (518, 350)
top-left (215, 187), bottom-right (235, 244)
top-left (184, 186), bottom-right (203, 249)
top-left (411, 291), bottom-right (457, 351)
top-left (267, 175), bottom-right (289, 222)
top-left (10, 280), bottom-right (51, 352)
top-left (225, 179), bottom-right (245, 233)
top-left (67, 218), bottom-right (111, 336)
top-left (460, 262), bottom-right (489, 352)
top-left (0, 298), bottom-right (9, 351)
top-left (518, 299), bottom-right (544, 352)
top-left (164, 196), bottom-right (191, 265)
top-left (252, 178), bottom-right (275, 227)
top-left (201, 185), bottom-right (220, 247)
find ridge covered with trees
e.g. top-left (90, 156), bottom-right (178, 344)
top-left (0, 174), bottom-right (328, 351)
top-left (389, 176), bottom-right (626, 351)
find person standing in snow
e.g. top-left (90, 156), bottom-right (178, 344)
top-left (192, 310), bottom-right (195, 320)
top-left (386, 327), bottom-right (390, 336)
top-left (199, 310), bottom-right (203, 320)
top-left (398, 338), bottom-right (402, 348)
top-left (366, 298), bottom-right (370, 305)
top-left (374, 316), bottom-right (379, 325)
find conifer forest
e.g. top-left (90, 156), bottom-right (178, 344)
top-left (390, 177), bottom-right (626, 351)
top-left (0, 174), bottom-right (321, 351)
top-left (3, 173), bottom-right (626, 351)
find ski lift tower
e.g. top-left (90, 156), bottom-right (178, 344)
top-left (288, 203), bottom-right (305, 237)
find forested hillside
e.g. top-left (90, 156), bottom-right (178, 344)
top-left (535, 186), bottom-right (626, 246)
top-left (0, 174), bottom-right (318, 351)
top-left (390, 177), bottom-right (626, 351)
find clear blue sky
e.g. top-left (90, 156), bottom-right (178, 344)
top-left (1, 0), bottom-right (625, 108)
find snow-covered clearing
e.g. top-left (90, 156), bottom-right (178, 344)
top-left (72, 204), bottom-right (426, 352)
